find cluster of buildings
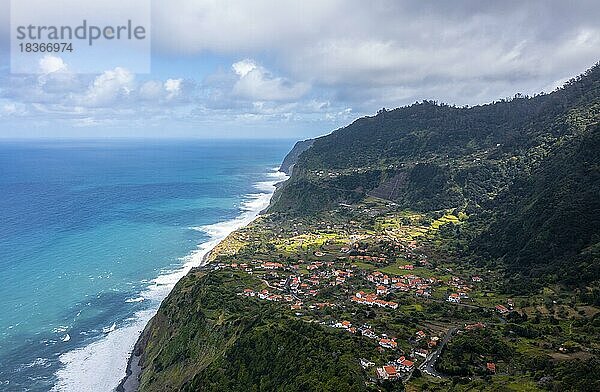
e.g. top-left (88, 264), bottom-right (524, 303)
top-left (227, 241), bottom-right (499, 385)
top-left (367, 270), bottom-right (439, 298)
top-left (328, 318), bottom-right (437, 379)
top-left (375, 356), bottom-right (416, 380)
top-left (213, 202), bottom-right (513, 387)
top-left (332, 320), bottom-right (357, 334)
top-left (493, 299), bottom-right (515, 314)
top-left (286, 267), bottom-right (355, 298)
top-left (230, 257), bottom-right (358, 304)
top-left (241, 288), bottom-right (294, 304)
top-left (351, 291), bottom-right (398, 309)
top-left (349, 255), bottom-right (387, 263)
top-left (223, 260), bottom-right (285, 273)
top-left (331, 320), bottom-right (415, 356)
top-left (447, 292), bottom-right (470, 303)
top-left (446, 276), bottom-right (475, 303)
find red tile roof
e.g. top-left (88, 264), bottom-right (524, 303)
top-left (400, 359), bottom-right (414, 367)
top-left (383, 365), bottom-right (397, 375)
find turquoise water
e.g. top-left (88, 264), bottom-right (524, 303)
top-left (0, 139), bottom-right (292, 391)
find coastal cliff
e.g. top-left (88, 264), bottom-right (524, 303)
top-left (121, 63), bottom-right (600, 392)
top-left (278, 138), bottom-right (314, 175)
top-left (119, 218), bottom-right (374, 392)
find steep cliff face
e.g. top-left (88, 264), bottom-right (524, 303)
top-left (271, 64), bottom-right (600, 215)
top-left (476, 122), bottom-right (600, 291)
top-left (278, 139), bottom-right (314, 175)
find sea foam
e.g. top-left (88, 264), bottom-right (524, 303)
top-left (51, 168), bottom-right (287, 392)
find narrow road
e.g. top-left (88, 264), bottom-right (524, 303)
top-left (422, 297), bottom-right (488, 310)
top-left (419, 326), bottom-right (457, 378)
top-left (283, 276), bottom-right (302, 301)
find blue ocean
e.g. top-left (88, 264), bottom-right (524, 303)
top-left (0, 139), bottom-right (292, 391)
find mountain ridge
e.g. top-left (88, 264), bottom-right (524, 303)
top-left (272, 62), bottom-right (600, 293)
top-left (126, 62), bottom-right (600, 392)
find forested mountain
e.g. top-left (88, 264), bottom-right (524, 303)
top-left (478, 122), bottom-right (600, 293)
top-left (279, 139), bottom-right (314, 175)
top-left (129, 64), bottom-right (599, 392)
top-left (291, 64), bottom-right (598, 171)
top-left (271, 63), bottom-right (600, 294)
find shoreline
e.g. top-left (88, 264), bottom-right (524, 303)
top-left (116, 248), bottom-right (214, 392)
top-left (115, 170), bottom-right (287, 392)
top-left (116, 248), bottom-right (215, 392)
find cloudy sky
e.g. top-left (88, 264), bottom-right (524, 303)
top-left (0, 0), bottom-right (598, 139)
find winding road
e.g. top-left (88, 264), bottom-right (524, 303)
top-left (418, 326), bottom-right (458, 378)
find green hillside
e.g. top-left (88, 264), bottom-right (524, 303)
top-left (137, 270), bottom-right (377, 392)
top-left (270, 63), bottom-right (600, 294)
top-left (132, 63), bottom-right (600, 392)
top-left (272, 64), bottom-right (599, 213)
top-left (478, 123), bottom-right (600, 293)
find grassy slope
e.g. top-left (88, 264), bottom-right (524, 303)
top-left (137, 270), bottom-right (372, 392)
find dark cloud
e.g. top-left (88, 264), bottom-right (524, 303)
top-left (149, 0), bottom-right (599, 111)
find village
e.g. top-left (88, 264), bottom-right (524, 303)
top-left (204, 200), bottom-right (516, 384)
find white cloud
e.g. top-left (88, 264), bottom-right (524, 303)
top-left (137, 79), bottom-right (184, 101)
top-left (2, 0), bottom-right (599, 137)
top-left (139, 80), bottom-right (165, 100)
top-left (1, 102), bottom-right (17, 115)
top-left (164, 79), bottom-right (183, 100)
top-left (231, 59), bottom-right (309, 101)
top-left (80, 67), bottom-right (135, 107)
top-left (38, 55), bottom-right (69, 74)
top-left (150, 0), bottom-right (600, 109)
top-left (325, 107), bottom-right (353, 122)
top-left (3, 102), bottom-right (16, 113)
top-left (0, 101), bottom-right (27, 117)
top-left (35, 56), bottom-right (83, 96)
top-left (232, 60), bottom-right (258, 78)
top-left (151, 0), bottom-right (341, 54)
